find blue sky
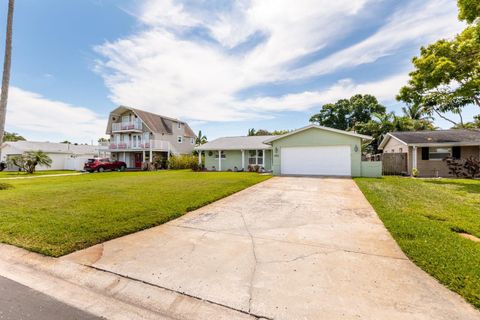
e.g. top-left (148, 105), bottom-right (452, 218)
top-left (0, 0), bottom-right (476, 143)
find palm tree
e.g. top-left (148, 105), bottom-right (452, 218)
top-left (3, 131), bottom-right (24, 141)
top-left (402, 104), bottom-right (429, 120)
top-left (195, 130), bottom-right (207, 146)
top-left (0, 0), bottom-right (15, 146)
top-left (247, 128), bottom-right (256, 136)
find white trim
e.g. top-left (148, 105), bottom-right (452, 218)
top-left (241, 150), bottom-right (245, 169)
top-left (412, 146), bottom-right (417, 172)
top-left (264, 124), bottom-right (373, 143)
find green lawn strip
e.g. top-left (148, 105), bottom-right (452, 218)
top-left (0, 170), bottom-right (270, 257)
top-left (354, 177), bottom-right (480, 309)
top-left (0, 170), bottom-right (77, 177)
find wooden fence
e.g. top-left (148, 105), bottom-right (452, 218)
top-left (381, 153), bottom-right (408, 175)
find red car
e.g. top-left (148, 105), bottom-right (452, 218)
top-left (84, 158), bottom-right (126, 173)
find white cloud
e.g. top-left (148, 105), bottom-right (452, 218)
top-left (94, 0), bottom-right (463, 123)
top-left (6, 87), bottom-right (106, 142)
top-left (239, 72), bottom-right (410, 112)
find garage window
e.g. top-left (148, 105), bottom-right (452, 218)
top-left (248, 150), bottom-right (263, 165)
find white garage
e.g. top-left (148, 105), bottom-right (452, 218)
top-left (280, 145), bottom-right (351, 176)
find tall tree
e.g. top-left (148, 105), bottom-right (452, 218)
top-left (309, 94), bottom-right (386, 130)
top-left (247, 128), bottom-right (256, 136)
top-left (0, 0), bottom-right (14, 146)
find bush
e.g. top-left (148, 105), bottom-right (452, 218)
top-left (444, 157), bottom-right (480, 178)
top-left (167, 154), bottom-right (199, 170)
top-left (0, 183), bottom-right (13, 190)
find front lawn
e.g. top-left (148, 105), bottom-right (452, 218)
top-left (0, 170), bottom-right (270, 257)
top-left (0, 170), bottom-right (76, 177)
top-left (355, 177), bottom-right (480, 309)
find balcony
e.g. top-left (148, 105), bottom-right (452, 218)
top-left (108, 140), bottom-right (170, 151)
top-left (112, 120), bottom-right (142, 132)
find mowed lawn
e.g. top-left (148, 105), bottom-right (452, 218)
top-left (0, 170), bottom-right (76, 177)
top-left (355, 177), bottom-right (480, 309)
top-left (0, 170), bottom-right (270, 257)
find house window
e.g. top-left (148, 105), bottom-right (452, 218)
top-left (191, 138), bottom-right (195, 144)
top-left (177, 136), bottom-right (183, 143)
top-left (428, 147), bottom-right (452, 160)
top-left (399, 148), bottom-right (403, 153)
top-left (177, 122), bottom-right (181, 129)
top-left (248, 150), bottom-right (263, 165)
top-left (214, 151), bottom-right (226, 159)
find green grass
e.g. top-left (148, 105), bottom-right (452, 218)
top-left (355, 177), bottom-right (480, 309)
top-left (0, 170), bottom-right (76, 177)
top-left (0, 170), bottom-right (270, 257)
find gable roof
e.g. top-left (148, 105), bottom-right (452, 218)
top-left (106, 106), bottom-right (196, 138)
top-left (263, 124), bottom-right (372, 143)
top-left (195, 136), bottom-right (272, 151)
top-left (379, 129), bottom-right (480, 149)
top-left (1, 141), bottom-right (98, 155)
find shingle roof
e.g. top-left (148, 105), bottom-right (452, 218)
top-left (388, 129), bottom-right (480, 145)
top-left (195, 136), bottom-right (272, 151)
top-left (108, 106), bottom-right (196, 138)
top-left (1, 141), bottom-right (99, 155)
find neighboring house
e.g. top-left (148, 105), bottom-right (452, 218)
top-left (196, 124), bottom-right (380, 177)
top-left (105, 106), bottom-right (196, 168)
top-left (0, 141), bottom-right (103, 171)
top-left (379, 129), bottom-right (480, 177)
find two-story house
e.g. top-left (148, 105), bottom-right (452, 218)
top-left (105, 106), bottom-right (196, 168)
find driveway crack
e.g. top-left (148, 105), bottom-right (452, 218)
top-left (239, 210), bottom-right (257, 314)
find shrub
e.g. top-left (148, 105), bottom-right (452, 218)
top-left (167, 154), bottom-right (198, 170)
top-left (444, 157), bottom-right (480, 178)
top-left (412, 168), bottom-right (419, 177)
top-left (0, 183), bottom-right (13, 190)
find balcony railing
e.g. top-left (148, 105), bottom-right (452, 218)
top-left (112, 121), bottom-right (142, 132)
top-left (108, 140), bottom-right (170, 151)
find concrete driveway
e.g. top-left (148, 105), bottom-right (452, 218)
top-left (64, 177), bottom-right (480, 320)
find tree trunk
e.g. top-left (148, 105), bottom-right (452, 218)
top-left (0, 0), bottom-right (14, 146)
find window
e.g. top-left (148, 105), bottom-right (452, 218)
top-left (429, 147), bottom-right (451, 160)
top-left (399, 148), bottom-right (403, 153)
top-left (177, 136), bottom-right (183, 143)
top-left (214, 151), bottom-right (226, 159)
top-left (248, 150), bottom-right (264, 165)
top-left (191, 138), bottom-right (195, 144)
top-left (177, 122), bottom-right (181, 129)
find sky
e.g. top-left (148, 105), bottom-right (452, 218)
top-left (0, 0), bottom-right (477, 143)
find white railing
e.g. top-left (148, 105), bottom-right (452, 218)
top-left (112, 120), bottom-right (142, 132)
top-left (108, 140), bottom-right (170, 151)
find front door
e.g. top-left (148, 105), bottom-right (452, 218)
top-left (134, 153), bottom-right (142, 168)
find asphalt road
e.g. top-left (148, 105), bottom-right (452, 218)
top-left (0, 276), bottom-right (101, 320)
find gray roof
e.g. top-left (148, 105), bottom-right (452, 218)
top-left (195, 136), bottom-right (272, 151)
top-left (1, 141), bottom-right (99, 155)
top-left (387, 129), bottom-right (480, 145)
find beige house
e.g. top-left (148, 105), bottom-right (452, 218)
top-left (379, 129), bottom-right (480, 177)
top-left (105, 106), bottom-right (196, 168)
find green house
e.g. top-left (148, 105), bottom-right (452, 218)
top-left (195, 125), bottom-right (381, 177)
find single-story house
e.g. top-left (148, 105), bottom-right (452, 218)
top-left (379, 129), bottom-right (480, 177)
top-left (195, 124), bottom-right (381, 177)
top-left (0, 141), bottom-right (107, 171)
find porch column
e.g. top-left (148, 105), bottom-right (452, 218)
top-left (241, 150), bottom-right (245, 170)
top-left (149, 144), bottom-right (153, 162)
top-left (218, 150), bottom-right (222, 171)
top-left (142, 150), bottom-right (146, 162)
top-left (262, 149), bottom-right (265, 168)
top-left (198, 150), bottom-right (202, 165)
top-left (412, 146), bottom-right (418, 174)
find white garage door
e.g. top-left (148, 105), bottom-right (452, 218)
top-left (281, 146), bottom-right (351, 176)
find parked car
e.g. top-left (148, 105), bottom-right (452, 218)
top-left (84, 158), bottom-right (126, 173)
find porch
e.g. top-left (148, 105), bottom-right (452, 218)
top-left (199, 149), bottom-right (273, 171)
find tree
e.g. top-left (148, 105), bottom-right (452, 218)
top-left (9, 150), bottom-right (52, 174)
top-left (3, 131), bottom-right (25, 141)
top-left (195, 130), bottom-right (207, 145)
top-left (398, 26), bottom-right (480, 124)
top-left (0, 0), bottom-right (14, 148)
top-left (309, 94), bottom-right (386, 130)
top-left (458, 0), bottom-right (480, 23)
top-left (247, 128), bottom-right (256, 136)
top-left (98, 137), bottom-right (109, 143)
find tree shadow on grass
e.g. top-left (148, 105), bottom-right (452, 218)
top-left (423, 179), bottom-right (480, 194)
